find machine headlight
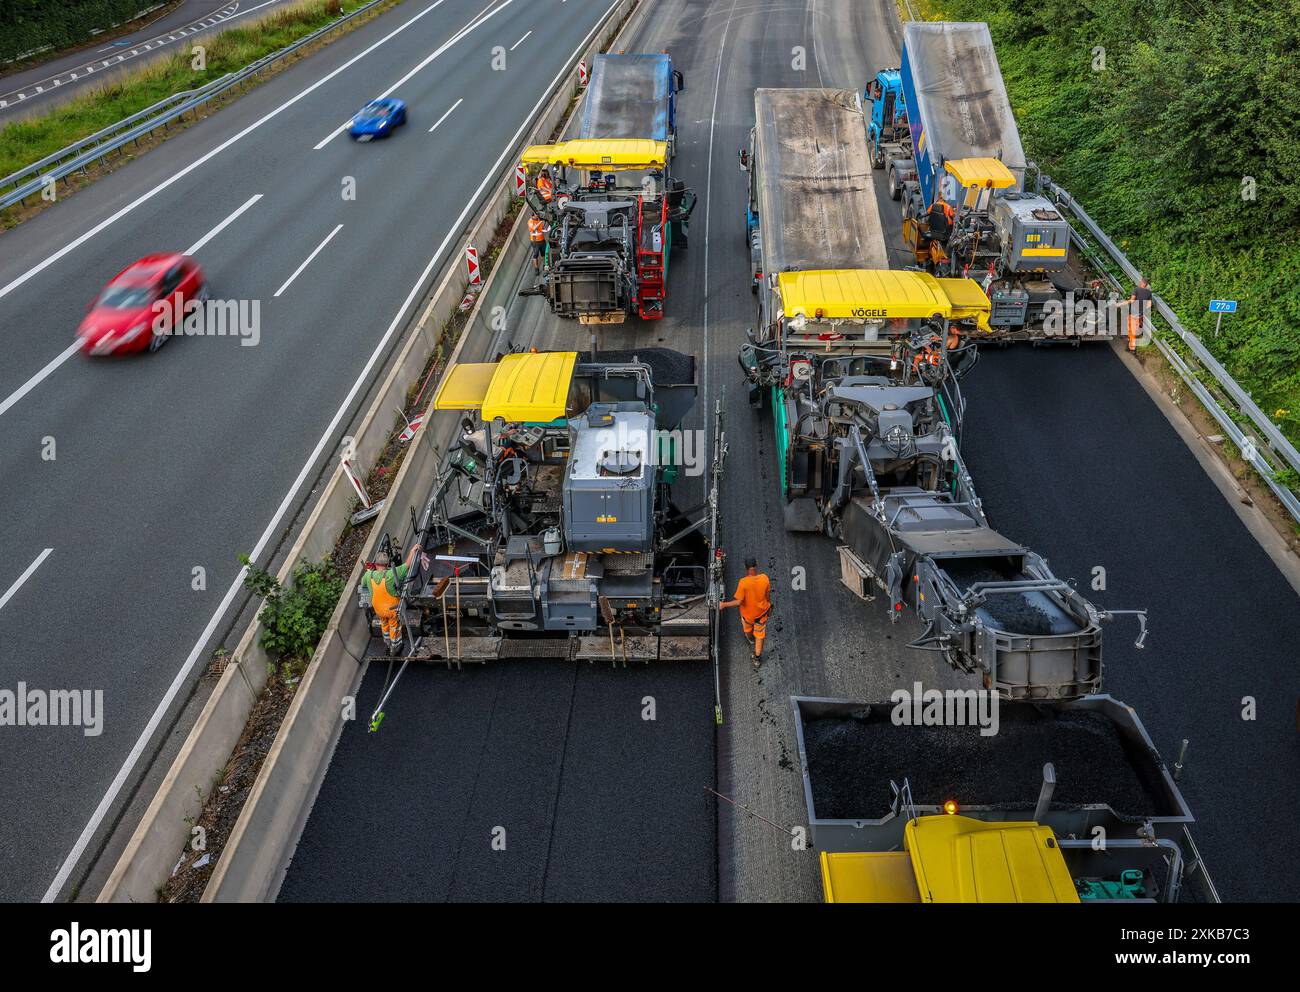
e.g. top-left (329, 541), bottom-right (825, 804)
top-left (122, 322), bottom-right (148, 341)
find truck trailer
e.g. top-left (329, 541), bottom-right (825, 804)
top-left (869, 23), bottom-right (1111, 339)
top-left (739, 89), bottom-right (1144, 698)
top-left (792, 695), bottom-right (1218, 903)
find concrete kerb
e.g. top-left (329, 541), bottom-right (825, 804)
top-left (189, 0), bottom-right (644, 902)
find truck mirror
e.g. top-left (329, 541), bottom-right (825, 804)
top-left (674, 69), bottom-right (684, 93)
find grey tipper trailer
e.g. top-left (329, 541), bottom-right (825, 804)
top-left (745, 88), bottom-right (887, 322)
top-left (791, 694), bottom-right (1220, 903)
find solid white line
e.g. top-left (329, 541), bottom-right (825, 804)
top-left (274, 223), bottom-right (343, 297)
top-left (40, 0), bottom-right (619, 904)
top-left (312, 0), bottom-right (511, 150)
top-left (0, 343), bottom-right (80, 420)
top-left (700, 0), bottom-right (739, 450)
top-left (427, 97), bottom-right (463, 132)
top-left (185, 193), bottom-right (262, 255)
top-left (510, 30), bottom-right (532, 50)
top-left (0, 549), bottom-right (53, 613)
top-left (0, 0), bottom-right (454, 306)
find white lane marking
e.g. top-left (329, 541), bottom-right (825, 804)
top-left (41, 0), bottom-right (619, 904)
top-left (274, 223), bottom-right (343, 297)
top-left (427, 97), bottom-right (463, 132)
top-left (312, 0), bottom-right (513, 150)
top-left (700, 0), bottom-right (739, 450)
top-left (0, 195), bottom-right (260, 422)
top-left (184, 193), bottom-right (263, 255)
top-left (0, 343), bottom-right (80, 420)
top-left (0, 0), bottom-right (453, 305)
top-left (0, 549), bottom-right (53, 613)
top-left (510, 30), bottom-right (532, 50)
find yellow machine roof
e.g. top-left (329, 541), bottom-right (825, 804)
top-left (821, 815), bottom-right (1080, 903)
top-left (907, 815), bottom-right (1080, 903)
top-left (433, 351), bottom-right (578, 422)
top-left (944, 157), bottom-right (1017, 189)
top-left (777, 269), bottom-right (991, 331)
top-left (521, 138), bottom-right (667, 171)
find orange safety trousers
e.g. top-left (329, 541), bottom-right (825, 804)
top-left (369, 574), bottom-right (401, 642)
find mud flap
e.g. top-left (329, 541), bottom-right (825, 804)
top-left (783, 497), bottom-right (821, 532)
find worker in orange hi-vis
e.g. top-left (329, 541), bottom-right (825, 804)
top-left (720, 556), bottom-right (773, 669)
top-left (528, 213), bottom-right (548, 274)
top-left (1128, 276), bottom-right (1153, 352)
top-left (536, 168), bottom-right (555, 203)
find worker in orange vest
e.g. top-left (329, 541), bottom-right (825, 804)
top-left (926, 199), bottom-right (954, 241)
top-left (536, 168), bottom-right (554, 204)
top-left (362, 542), bottom-right (428, 655)
top-left (528, 213), bottom-right (548, 273)
top-left (1127, 276), bottom-right (1152, 352)
top-left (720, 556), bottom-right (773, 668)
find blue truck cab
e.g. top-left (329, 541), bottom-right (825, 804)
top-left (863, 69), bottom-right (905, 168)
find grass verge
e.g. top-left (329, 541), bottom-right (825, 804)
top-left (1, 0), bottom-right (400, 227)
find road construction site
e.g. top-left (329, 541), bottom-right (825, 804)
top-left (263, 0), bottom-right (1300, 903)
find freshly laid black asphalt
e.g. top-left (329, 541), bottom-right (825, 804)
top-left (961, 345), bottom-right (1300, 900)
top-left (279, 660), bottom-right (716, 902)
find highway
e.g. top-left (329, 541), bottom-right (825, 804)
top-left (280, 0), bottom-right (1300, 904)
top-left (0, 1), bottom-right (297, 122)
top-left (0, 0), bottom-right (621, 902)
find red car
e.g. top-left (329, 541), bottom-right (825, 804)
top-left (77, 253), bottom-right (207, 355)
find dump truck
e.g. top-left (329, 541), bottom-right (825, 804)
top-left (581, 52), bottom-right (684, 157)
top-left (869, 23), bottom-right (1111, 339)
top-left (358, 348), bottom-right (723, 664)
top-left (792, 695), bottom-right (1219, 903)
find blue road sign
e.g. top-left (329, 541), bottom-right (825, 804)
top-left (1209, 299), bottom-right (1238, 314)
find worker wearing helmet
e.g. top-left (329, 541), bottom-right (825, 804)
top-left (362, 543), bottom-right (427, 655)
top-left (720, 556), bottom-right (773, 668)
top-left (528, 213), bottom-right (548, 273)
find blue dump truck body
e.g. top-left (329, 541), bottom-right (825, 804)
top-left (898, 21), bottom-right (1026, 211)
top-left (580, 53), bottom-right (676, 147)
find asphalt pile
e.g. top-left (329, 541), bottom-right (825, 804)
top-left (580, 347), bottom-right (696, 385)
top-left (802, 704), bottom-right (1168, 821)
top-left (940, 559), bottom-right (1057, 635)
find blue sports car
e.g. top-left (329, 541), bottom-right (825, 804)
top-left (349, 98), bottom-right (407, 140)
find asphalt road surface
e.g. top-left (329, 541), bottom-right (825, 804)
top-left (0, 0), bottom-right (621, 902)
top-left (286, 0), bottom-right (1300, 904)
top-left (0, 1), bottom-right (297, 122)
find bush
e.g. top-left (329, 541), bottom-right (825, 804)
top-left (239, 555), bottom-right (345, 662)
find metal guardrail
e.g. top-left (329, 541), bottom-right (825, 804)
top-left (1040, 172), bottom-right (1300, 523)
top-left (0, 0), bottom-right (387, 211)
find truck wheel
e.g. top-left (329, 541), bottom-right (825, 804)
top-left (870, 138), bottom-right (884, 170)
top-left (888, 167), bottom-right (901, 201)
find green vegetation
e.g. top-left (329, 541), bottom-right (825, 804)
top-left (925, 0), bottom-right (1300, 446)
top-left (0, 0), bottom-right (361, 182)
top-left (239, 555), bottom-right (346, 662)
top-left (1, 0), bottom-right (158, 62)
